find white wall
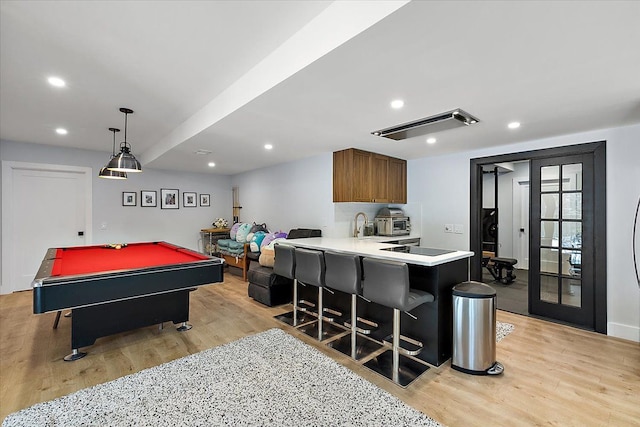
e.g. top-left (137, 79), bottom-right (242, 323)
top-left (229, 153), bottom-right (421, 238)
top-left (409, 123), bottom-right (640, 342)
top-left (230, 153), bottom-right (335, 234)
top-left (0, 140), bottom-right (233, 260)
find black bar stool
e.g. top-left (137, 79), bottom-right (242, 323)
top-left (295, 248), bottom-right (343, 341)
top-left (324, 251), bottom-right (380, 360)
top-left (273, 244), bottom-right (314, 326)
top-left (361, 257), bottom-right (434, 387)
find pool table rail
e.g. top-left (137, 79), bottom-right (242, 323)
top-left (32, 243), bottom-right (224, 314)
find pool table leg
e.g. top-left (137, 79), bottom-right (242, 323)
top-left (53, 311), bottom-right (62, 329)
top-left (177, 322), bottom-right (192, 331)
top-left (52, 311), bottom-right (72, 329)
top-left (64, 348), bottom-right (87, 362)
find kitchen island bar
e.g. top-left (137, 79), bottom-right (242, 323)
top-left (283, 238), bottom-right (473, 367)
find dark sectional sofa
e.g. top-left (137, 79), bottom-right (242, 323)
top-left (247, 228), bottom-right (321, 306)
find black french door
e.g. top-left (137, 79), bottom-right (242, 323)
top-left (529, 154), bottom-right (595, 327)
top-left (470, 141), bottom-right (606, 333)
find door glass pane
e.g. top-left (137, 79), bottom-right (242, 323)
top-left (540, 248), bottom-right (559, 274)
top-left (567, 250), bottom-right (581, 279)
top-left (562, 193), bottom-right (582, 220)
top-left (541, 194), bottom-right (559, 219)
top-left (562, 277), bottom-right (581, 307)
top-left (562, 163), bottom-right (583, 191)
top-left (562, 222), bottom-right (582, 249)
top-left (540, 275), bottom-right (558, 303)
top-left (541, 221), bottom-right (558, 247)
top-left (541, 166), bottom-right (560, 192)
top-left (560, 249), bottom-right (578, 275)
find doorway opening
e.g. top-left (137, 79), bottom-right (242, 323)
top-left (480, 161), bottom-right (530, 316)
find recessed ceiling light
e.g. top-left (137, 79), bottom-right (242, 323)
top-left (508, 121), bottom-right (521, 129)
top-left (264, 144), bottom-right (273, 150)
top-left (55, 128), bottom-right (68, 135)
top-left (208, 162), bottom-right (215, 167)
top-left (426, 137), bottom-right (436, 144)
top-left (390, 99), bottom-right (404, 109)
top-left (48, 76), bottom-right (66, 87)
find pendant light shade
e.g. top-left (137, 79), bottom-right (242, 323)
top-left (99, 128), bottom-right (127, 179)
top-left (98, 165), bottom-right (127, 179)
top-left (106, 148), bottom-right (142, 173)
top-left (107, 107), bottom-right (142, 173)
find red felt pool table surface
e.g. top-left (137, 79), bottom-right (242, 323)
top-left (51, 241), bottom-right (209, 276)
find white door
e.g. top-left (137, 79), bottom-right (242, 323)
top-left (512, 181), bottom-right (530, 270)
top-left (1, 161), bottom-right (92, 294)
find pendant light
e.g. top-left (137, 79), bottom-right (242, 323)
top-left (107, 107), bottom-right (142, 173)
top-left (98, 128), bottom-right (127, 179)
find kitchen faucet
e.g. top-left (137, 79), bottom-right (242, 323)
top-left (353, 212), bottom-right (369, 238)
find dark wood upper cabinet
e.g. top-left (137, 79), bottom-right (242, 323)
top-left (388, 157), bottom-right (407, 204)
top-left (333, 148), bottom-right (406, 203)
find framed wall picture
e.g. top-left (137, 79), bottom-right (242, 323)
top-left (122, 191), bottom-right (136, 206)
top-left (141, 190), bottom-right (157, 207)
top-left (160, 188), bottom-right (179, 209)
top-left (200, 193), bottom-right (210, 207)
top-left (183, 192), bottom-right (197, 208)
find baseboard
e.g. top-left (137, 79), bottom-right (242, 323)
top-left (607, 322), bottom-right (640, 342)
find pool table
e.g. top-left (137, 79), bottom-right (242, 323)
top-left (32, 241), bottom-right (224, 361)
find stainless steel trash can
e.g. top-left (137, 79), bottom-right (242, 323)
top-left (452, 281), bottom-right (503, 375)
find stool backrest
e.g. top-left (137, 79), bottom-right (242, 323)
top-left (294, 248), bottom-right (325, 288)
top-left (324, 251), bottom-right (362, 295)
top-left (362, 257), bottom-right (410, 311)
top-left (273, 244), bottom-right (295, 279)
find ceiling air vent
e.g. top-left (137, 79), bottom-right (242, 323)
top-left (372, 109), bottom-right (480, 141)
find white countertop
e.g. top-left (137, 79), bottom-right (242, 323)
top-left (283, 237), bottom-right (473, 267)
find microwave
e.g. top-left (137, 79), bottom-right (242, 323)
top-left (375, 217), bottom-right (411, 236)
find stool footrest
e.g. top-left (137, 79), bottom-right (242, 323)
top-left (344, 317), bottom-right (379, 335)
top-left (322, 307), bottom-right (342, 323)
top-left (298, 299), bottom-right (316, 308)
top-left (297, 299), bottom-right (317, 315)
top-left (382, 334), bottom-right (424, 356)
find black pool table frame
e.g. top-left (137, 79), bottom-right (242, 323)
top-left (32, 245), bottom-right (224, 361)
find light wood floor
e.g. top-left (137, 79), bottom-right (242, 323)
top-left (1, 274), bottom-right (639, 426)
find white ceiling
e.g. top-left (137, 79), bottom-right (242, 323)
top-left (2, 1), bottom-right (639, 176)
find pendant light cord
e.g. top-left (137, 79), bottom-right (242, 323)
top-left (108, 127), bottom-right (120, 157)
top-left (123, 111), bottom-right (128, 145)
top-left (118, 108), bottom-right (133, 151)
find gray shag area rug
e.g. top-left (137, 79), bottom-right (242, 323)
top-left (3, 328), bottom-right (443, 427)
top-left (497, 321), bottom-right (515, 342)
